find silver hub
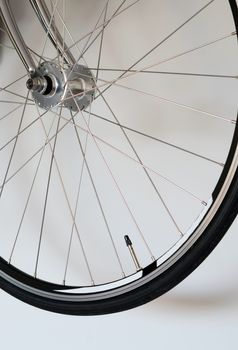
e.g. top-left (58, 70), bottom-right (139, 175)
top-left (27, 62), bottom-right (95, 111)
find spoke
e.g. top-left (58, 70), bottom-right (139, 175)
top-left (63, 107), bottom-right (207, 206)
top-left (61, 31), bottom-right (236, 122)
top-left (61, 56), bottom-right (236, 125)
top-left (52, 0), bottom-right (140, 65)
top-left (63, 108), bottom-right (92, 284)
top-left (0, 104), bottom-right (23, 123)
top-left (34, 109), bottom-right (61, 277)
top-left (98, 92), bottom-right (183, 234)
top-left (88, 67), bottom-right (238, 80)
top-left (95, 1), bottom-right (109, 82)
top-left (70, 91), bottom-right (155, 260)
top-left (58, 17), bottom-right (160, 251)
top-left (62, 15), bottom-right (182, 237)
top-left (96, 76), bottom-right (236, 124)
top-left (0, 92), bottom-right (29, 200)
top-left (0, 88), bottom-right (34, 103)
top-left (63, 107), bottom-right (125, 284)
top-left (96, 0), bottom-right (217, 97)
top-left (38, 0), bottom-right (60, 64)
top-left (0, 111), bottom-right (78, 190)
top-left (0, 74), bottom-right (33, 104)
top-left (50, 4), bottom-right (219, 235)
top-left (7, 104), bottom-right (207, 206)
top-left (33, 105), bottom-right (94, 284)
top-left (9, 111), bottom-right (57, 263)
top-left (0, 74), bottom-right (28, 93)
top-left (0, 108), bottom-right (52, 152)
top-left (83, 110), bottom-right (224, 166)
top-left (53, 0), bottom-right (110, 79)
top-left (28, 47), bottom-right (49, 62)
top-left (79, 0), bottom-right (126, 60)
top-left (0, 74), bottom-right (27, 98)
top-left (0, 100), bottom-right (34, 105)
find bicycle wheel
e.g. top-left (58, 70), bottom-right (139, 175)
top-left (0, 0), bottom-right (238, 315)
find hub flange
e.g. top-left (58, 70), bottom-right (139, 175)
top-left (27, 61), bottom-right (95, 112)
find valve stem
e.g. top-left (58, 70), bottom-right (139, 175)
top-left (124, 235), bottom-right (141, 271)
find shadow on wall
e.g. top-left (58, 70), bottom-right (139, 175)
top-left (150, 282), bottom-right (238, 313)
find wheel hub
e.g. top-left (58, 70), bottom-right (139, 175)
top-left (27, 62), bottom-right (95, 111)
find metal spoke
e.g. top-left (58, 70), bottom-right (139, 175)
top-left (0, 104), bottom-right (22, 123)
top-left (0, 111), bottom-right (78, 191)
top-left (33, 105), bottom-right (94, 284)
top-left (51, 0), bottom-right (109, 78)
top-left (0, 100), bottom-right (34, 105)
top-left (63, 107), bottom-right (125, 284)
top-left (79, 0), bottom-right (126, 60)
top-left (53, 0), bottom-right (140, 65)
top-left (96, 76), bottom-right (236, 124)
top-left (50, 1), bottom-right (220, 234)
top-left (60, 31), bottom-right (237, 125)
top-left (0, 91), bottom-right (29, 200)
top-left (4, 102), bottom-right (207, 207)
top-left (34, 109), bottom-right (61, 277)
top-left (88, 67), bottom-right (238, 80)
top-left (83, 110), bottom-right (224, 166)
top-left (95, 1), bottom-right (108, 82)
top-left (63, 108), bottom-right (92, 284)
top-left (62, 107), bottom-right (207, 206)
top-left (0, 108), bottom-right (53, 152)
top-left (69, 91), bottom-right (156, 260)
top-left (68, 66), bottom-right (235, 124)
top-left (0, 74), bottom-right (28, 93)
top-left (58, 14), bottom-right (158, 256)
top-left (53, 0), bottom-right (111, 80)
top-left (9, 111), bottom-right (58, 263)
top-left (0, 87), bottom-right (34, 103)
top-left (98, 94), bottom-right (183, 235)
top-left (96, 0), bottom-right (217, 98)
top-left (0, 74), bottom-right (34, 104)
top-left (38, 0), bottom-right (60, 64)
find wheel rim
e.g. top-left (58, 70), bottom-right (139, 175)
top-left (0, 0), bottom-right (237, 301)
